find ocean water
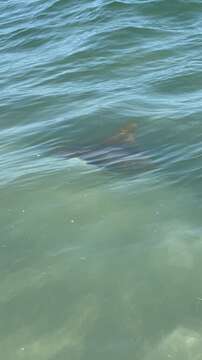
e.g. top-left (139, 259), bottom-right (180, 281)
top-left (1, 0), bottom-right (202, 359)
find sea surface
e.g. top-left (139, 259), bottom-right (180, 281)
top-left (1, 0), bottom-right (202, 359)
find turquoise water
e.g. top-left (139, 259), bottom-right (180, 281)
top-left (1, 0), bottom-right (202, 359)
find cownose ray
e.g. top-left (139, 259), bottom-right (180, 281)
top-left (55, 122), bottom-right (152, 174)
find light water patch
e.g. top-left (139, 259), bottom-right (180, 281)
top-left (1, 172), bottom-right (202, 359)
top-left (144, 327), bottom-right (202, 360)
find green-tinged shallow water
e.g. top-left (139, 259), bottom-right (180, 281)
top-left (1, 0), bottom-right (202, 359)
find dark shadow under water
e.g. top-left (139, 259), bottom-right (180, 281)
top-left (51, 122), bottom-right (155, 176)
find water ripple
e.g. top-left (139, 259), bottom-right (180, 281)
top-left (0, 0), bottom-right (202, 189)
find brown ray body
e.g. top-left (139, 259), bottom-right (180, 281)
top-left (55, 122), bottom-right (153, 174)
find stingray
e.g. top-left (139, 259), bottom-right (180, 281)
top-left (55, 122), bottom-right (153, 175)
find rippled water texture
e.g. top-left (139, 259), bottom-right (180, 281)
top-left (0, 0), bottom-right (202, 359)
